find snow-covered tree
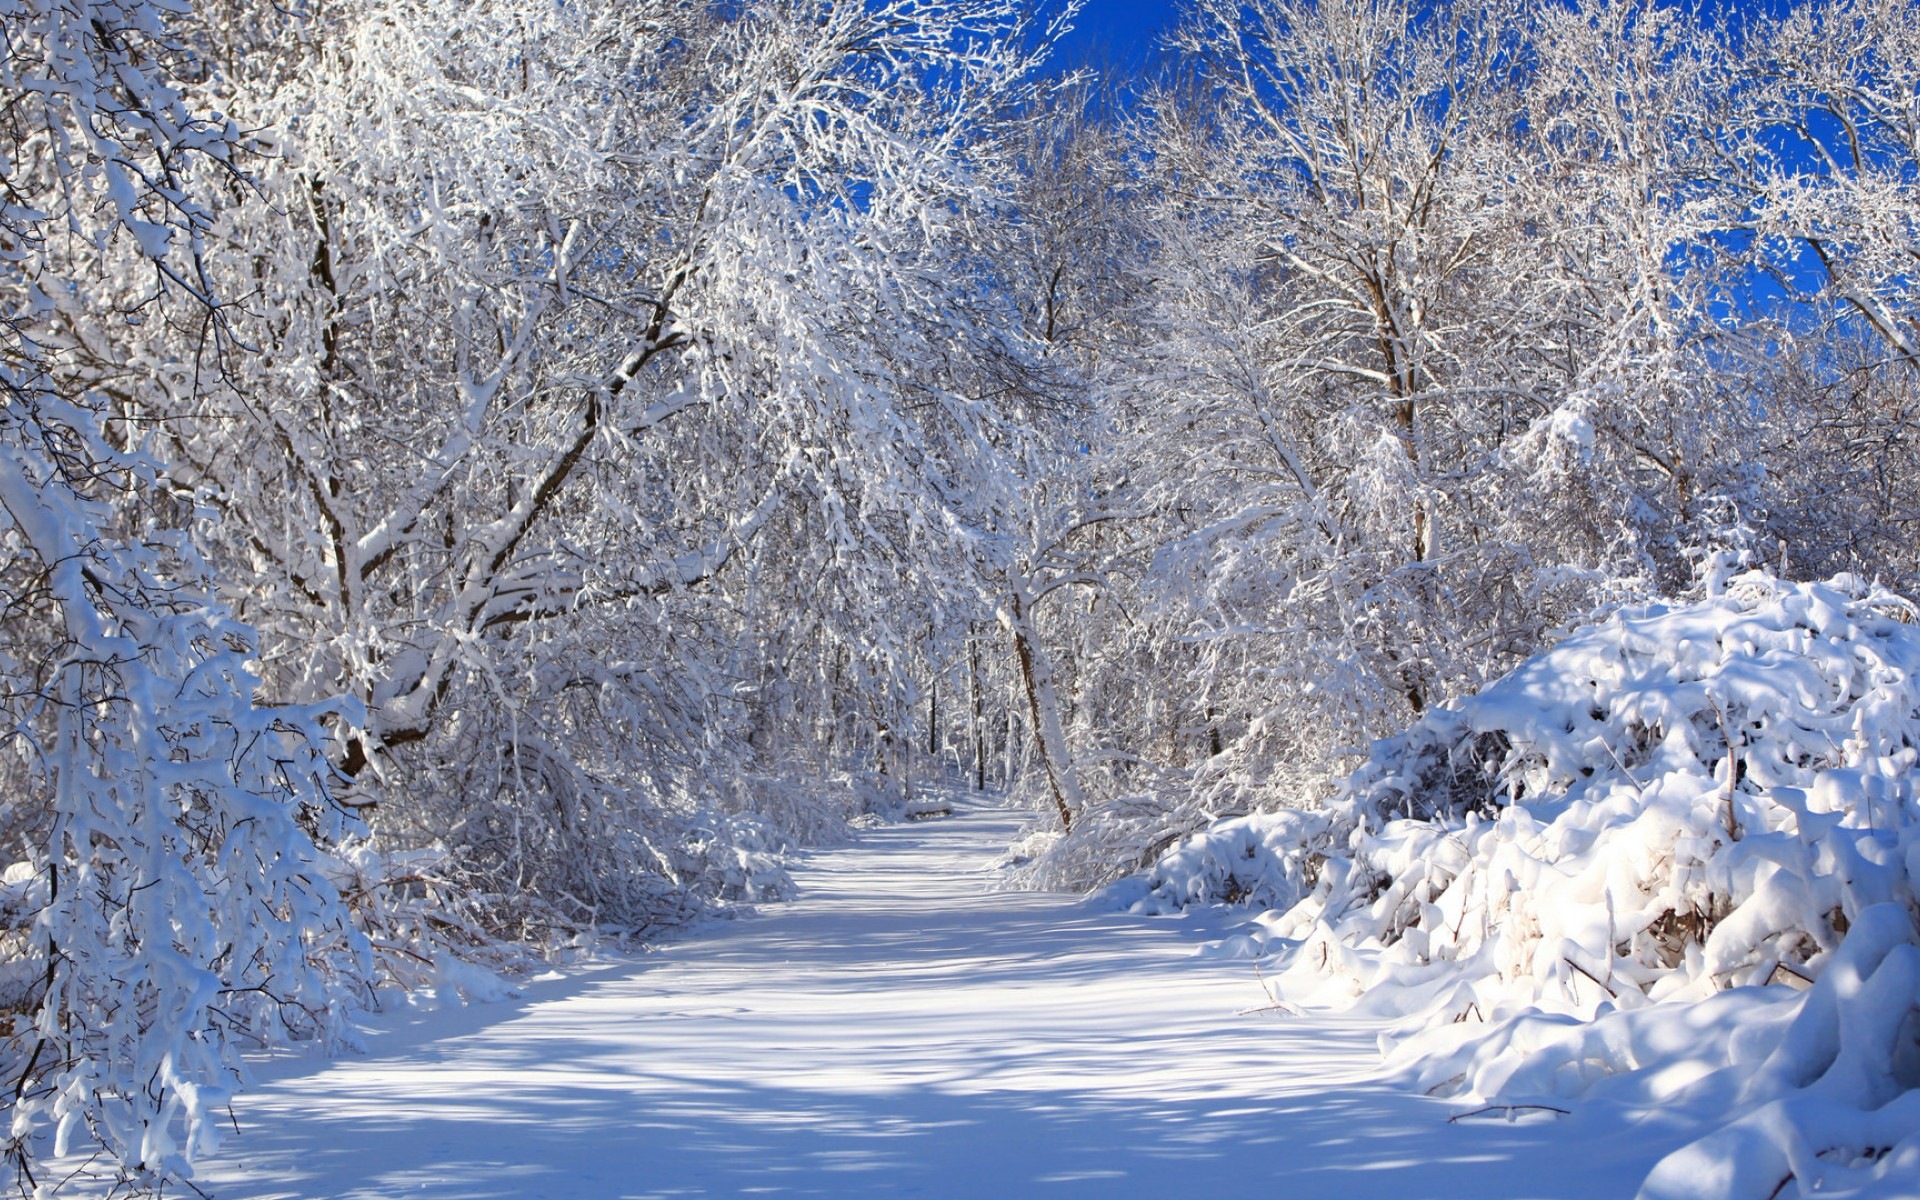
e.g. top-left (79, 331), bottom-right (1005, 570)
top-left (1004, 0), bottom-right (1794, 885)
top-left (1741, 0), bottom-right (1920, 366)
top-left (1716, 0), bottom-right (1920, 587)
top-left (39, 0), bottom-right (1074, 931)
top-left (2, 0), bottom-right (367, 1188)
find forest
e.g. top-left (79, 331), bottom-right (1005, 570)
top-left (3, 0), bottom-right (1919, 1193)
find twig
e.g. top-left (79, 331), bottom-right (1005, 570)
top-left (369, 939), bottom-right (437, 966)
top-left (1768, 962), bottom-right (1815, 991)
top-left (1564, 955), bottom-right (1617, 999)
top-left (47, 1147), bottom-right (106, 1195)
top-left (1239, 960), bottom-right (1301, 1016)
top-left (175, 1172), bottom-right (215, 1200)
top-left (1447, 1103), bottom-right (1571, 1124)
top-left (1710, 700), bottom-right (1744, 843)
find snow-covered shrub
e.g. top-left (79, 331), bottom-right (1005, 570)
top-left (675, 809), bottom-right (796, 906)
top-left (1397, 902), bottom-right (1920, 1200)
top-left (1126, 573), bottom-right (1920, 1199)
top-left (320, 811), bottom-right (789, 1013)
top-left (1104, 806), bottom-right (1331, 913)
top-left (1003, 782), bottom-right (1218, 893)
top-left (723, 767), bottom-right (896, 850)
top-left (321, 841), bottom-right (536, 1006)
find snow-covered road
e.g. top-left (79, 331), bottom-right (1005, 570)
top-left (91, 795), bottom-right (1681, 1198)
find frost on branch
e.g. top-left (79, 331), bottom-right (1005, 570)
top-left (1122, 574), bottom-right (1920, 1199)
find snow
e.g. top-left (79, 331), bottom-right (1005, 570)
top-left (41, 793), bottom-right (1677, 1199)
top-left (1118, 574), bottom-right (1920, 1200)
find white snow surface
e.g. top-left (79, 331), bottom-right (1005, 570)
top-left (45, 793), bottom-right (1681, 1199)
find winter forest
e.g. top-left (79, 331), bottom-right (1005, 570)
top-left (5, 0), bottom-right (1920, 1194)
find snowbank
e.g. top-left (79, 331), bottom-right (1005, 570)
top-left (1117, 574), bottom-right (1920, 1199)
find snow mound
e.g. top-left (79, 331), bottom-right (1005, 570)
top-left (1121, 574), bottom-right (1920, 1199)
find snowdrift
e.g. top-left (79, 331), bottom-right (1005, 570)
top-left (1115, 574), bottom-right (1920, 1199)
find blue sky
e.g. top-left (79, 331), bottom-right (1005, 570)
top-left (1052, 0), bottom-right (1183, 67)
top-left (1044, 0), bottom-right (1799, 71)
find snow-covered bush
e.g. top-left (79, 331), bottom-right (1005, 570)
top-left (1105, 805), bottom-right (1331, 914)
top-left (1122, 573), bottom-right (1920, 1199)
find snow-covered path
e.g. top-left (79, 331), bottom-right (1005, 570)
top-left (120, 795), bottom-right (1674, 1199)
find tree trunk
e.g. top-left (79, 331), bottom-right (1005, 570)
top-left (1002, 580), bottom-right (1083, 832)
top-left (969, 632), bottom-right (987, 792)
